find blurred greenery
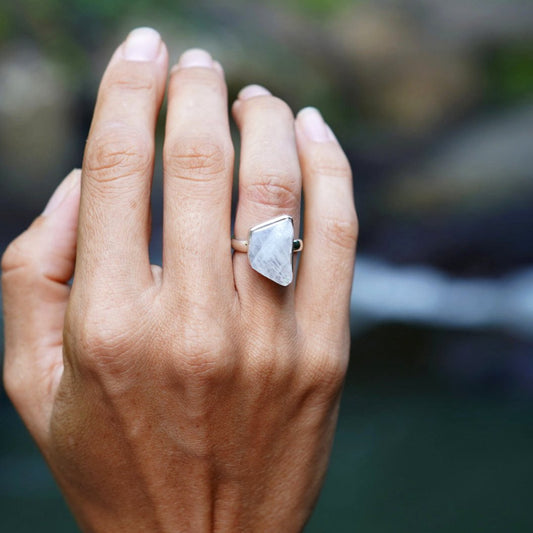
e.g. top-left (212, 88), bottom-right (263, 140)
top-left (484, 44), bottom-right (533, 104)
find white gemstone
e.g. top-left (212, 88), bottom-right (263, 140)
top-left (248, 216), bottom-right (294, 286)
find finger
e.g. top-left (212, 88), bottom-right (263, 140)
top-left (2, 169), bottom-right (81, 442)
top-left (294, 108), bottom-right (358, 342)
top-left (77, 28), bottom-right (168, 289)
top-left (162, 49), bottom-right (234, 301)
top-left (232, 85), bottom-right (301, 310)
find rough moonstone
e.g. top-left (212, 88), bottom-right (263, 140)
top-left (248, 216), bottom-right (294, 286)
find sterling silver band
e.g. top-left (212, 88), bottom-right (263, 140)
top-left (231, 238), bottom-right (303, 253)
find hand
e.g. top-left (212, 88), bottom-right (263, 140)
top-left (2, 27), bottom-right (357, 532)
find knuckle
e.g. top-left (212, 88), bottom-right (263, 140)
top-left (1, 238), bottom-right (26, 274)
top-left (1, 229), bottom-right (40, 276)
top-left (301, 351), bottom-right (347, 398)
top-left (180, 343), bottom-right (221, 379)
top-left (164, 136), bottom-right (230, 182)
top-left (178, 328), bottom-right (231, 380)
top-left (244, 172), bottom-right (300, 210)
top-left (169, 315), bottom-right (233, 383)
top-left (171, 67), bottom-right (224, 95)
top-left (321, 213), bottom-right (359, 251)
top-left (242, 327), bottom-right (298, 382)
top-left (104, 63), bottom-right (157, 94)
top-left (247, 95), bottom-right (293, 121)
top-left (85, 125), bottom-right (152, 182)
top-left (66, 304), bottom-right (138, 376)
top-left (312, 152), bottom-right (352, 180)
top-left (78, 322), bottom-right (129, 362)
top-left (247, 347), bottom-right (295, 385)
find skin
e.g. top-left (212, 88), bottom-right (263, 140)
top-left (1, 28), bottom-right (357, 532)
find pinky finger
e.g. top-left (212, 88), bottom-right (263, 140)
top-left (294, 108), bottom-right (358, 342)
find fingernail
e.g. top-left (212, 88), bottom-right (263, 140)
top-left (213, 60), bottom-right (225, 78)
top-left (123, 27), bottom-right (161, 61)
top-left (42, 170), bottom-right (81, 216)
top-left (238, 84), bottom-right (271, 100)
top-left (325, 124), bottom-right (337, 142)
top-left (297, 107), bottom-right (329, 142)
top-left (178, 48), bottom-right (213, 68)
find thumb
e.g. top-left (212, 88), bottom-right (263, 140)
top-left (2, 169), bottom-right (81, 443)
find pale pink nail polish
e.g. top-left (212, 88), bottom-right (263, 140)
top-left (42, 171), bottom-right (80, 216)
top-left (297, 107), bottom-right (330, 143)
top-left (325, 124), bottom-right (337, 142)
top-left (123, 27), bottom-right (161, 61)
top-left (213, 60), bottom-right (225, 78)
top-left (178, 49), bottom-right (213, 68)
top-left (238, 85), bottom-right (271, 100)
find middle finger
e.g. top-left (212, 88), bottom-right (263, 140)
top-left (163, 49), bottom-right (234, 301)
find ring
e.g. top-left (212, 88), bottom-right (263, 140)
top-left (231, 215), bottom-right (303, 286)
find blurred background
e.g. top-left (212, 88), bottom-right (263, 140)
top-left (1, 0), bottom-right (533, 531)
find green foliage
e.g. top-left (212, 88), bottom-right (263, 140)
top-left (272, 0), bottom-right (358, 17)
top-left (484, 43), bottom-right (533, 104)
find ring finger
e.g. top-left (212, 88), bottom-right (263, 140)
top-left (232, 85), bottom-right (301, 311)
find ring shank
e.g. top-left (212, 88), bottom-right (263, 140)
top-left (231, 239), bottom-right (249, 253)
top-left (231, 238), bottom-right (303, 253)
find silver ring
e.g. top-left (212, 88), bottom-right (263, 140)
top-left (231, 215), bottom-right (303, 286)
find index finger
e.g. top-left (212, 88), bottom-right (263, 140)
top-left (76, 28), bottom-right (168, 289)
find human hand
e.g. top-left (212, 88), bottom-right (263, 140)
top-left (2, 27), bottom-right (357, 532)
